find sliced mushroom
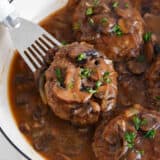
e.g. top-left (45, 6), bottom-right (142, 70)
top-left (53, 67), bottom-right (92, 103)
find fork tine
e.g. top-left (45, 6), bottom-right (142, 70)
top-left (43, 33), bottom-right (62, 47)
top-left (26, 48), bottom-right (42, 68)
top-left (39, 36), bottom-right (53, 49)
top-left (23, 51), bottom-right (36, 72)
top-left (42, 34), bottom-right (55, 47)
top-left (35, 39), bottom-right (48, 52)
top-left (33, 42), bottom-right (46, 56)
top-left (30, 44), bottom-right (45, 63)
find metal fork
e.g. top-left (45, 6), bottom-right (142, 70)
top-left (0, 0), bottom-right (62, 72)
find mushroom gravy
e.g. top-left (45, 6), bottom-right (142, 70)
top-left (8, 0), bottom-right (160, 160)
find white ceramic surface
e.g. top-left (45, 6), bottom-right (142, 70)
top-left (0, 132), bottom-right (24, 160)
top-left (0, 0), bottom-right (67, 159)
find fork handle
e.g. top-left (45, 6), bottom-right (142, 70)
top-left (0, 0), bottom-right (20, 28)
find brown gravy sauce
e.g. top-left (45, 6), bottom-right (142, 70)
top-left (8, 0), bottom-right (160, 160)
top-left (8, 1), bottom-right (96, 160)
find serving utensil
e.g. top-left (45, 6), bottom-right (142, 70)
top-left (0, 0), bottom-right (62, 72)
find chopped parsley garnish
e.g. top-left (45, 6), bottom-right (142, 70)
top-left (73, 22), bottom-right (81, 31)
top-left (86, 7), bottom-right (93, 16)
top-left (112, 24), bottom-right (123, 36)
top-left (140, 119), bottom-right (147, 125)
top-left (55, 68), bottom-right (63, 84)
top-left (112, 2), bottom-right (119, 8)
top-left (95, 80), bottom-right (102, 89)
top-left (101, 17), bottom-right (108, 24)
top-left (103, 71), bottom-right (112, 84)
top-left (143, 32), bottom-right (152, 42)
top-left (61, 41), bottom-right (68, 46)
top-left (77, 53), bottom-right (86, 61)
top-left (88, 18), bottom-right (95, 26)
top-left (93, 0), bottom-right (99, 6)
top-left (144, 129), bottom-right (156, 139)
top-left (125, 3), bottom-right (129, 8)
top-left (105, 77), bottom-right (112, 84)
top-left (133, 115), bottom-right (147, 130)
top-left (80, 68), bottom-right (91, 78)
top-left (124, 132), bottom-right (136, 148)
top-left (86, 88), bottom-right (97, 94)
top-left (137, 54), bottom-right (146, 63)
top-left (67, 82), bottom-right (74, 89)
top-left (133, 116), bottom-right (141, 130)
top-left (156, 96), bottom-right (160, 101)
top-left (104, 71), bottom-right (110, 77)
top-left (138, 150), bottom-right (144, 156)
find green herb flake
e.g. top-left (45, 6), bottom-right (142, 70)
top-left (133, 116), bottom-right (141, 130)
top-left (55, 68), bottom-right (63, 84)
top-left (137, 54), bottom-right (146, 63)
top-left (112, 1), bottom-right (119, 8)
top-left (73, 22), bottom-right (81, 31)
top-left (93, 0), bottom-right (99, 6)
top-left (77, 53), bottom-right (86, 61)
top-left (156, 96), bottom-right (160, 101)
top-left (86, 7), bottom-right (93, 16)
top-left (143, 32), bottom-right (152, 42)
top-left (124, 132), bottom-right (136, 148)
top-left (104, 71), bottom-right (110, 77)
top-left (101, 17), bottom-right (108, 24)
top-left (80, 68), bottom-right (91, 78)
top-left (133, 115), bottom-right (147, 130)
top-left (141, 119), bottom-right (147, 125)
top-left (145, 129), bottom-right (156, 139)
top-left (86, 88), bottom-right (97, 94)
top-left (67, 82), bottom-right (74, 89)
top-left (105, 77), bottom-right (112, 84)
top-left (88, 18), bottom-right (95, 26)
top-left (112, 24), bottom-right (123, 36)
top-left (138, 150), bottom-right (144, 156)
top-left (95, 80), bottom-right (102, 89)
top-left (103, 71), bottom-right (111, 83)
top-left (61, 41), bottom-right (68, 46)
top-left (125, 3), bottom-right (129, 8)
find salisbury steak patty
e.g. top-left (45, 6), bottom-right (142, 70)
top-left (93, 104), bottom-right (160, 160)
top-left (73, 0), bottom-right (144, 61)
top-left (45, 42), bottom-right (117, 125)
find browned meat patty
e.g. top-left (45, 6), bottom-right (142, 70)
top-left (146, 56), bottom-right (160, 106)
top-left (45, 42), bottom-right (118, 125)
top-left (93, 104), bottom-right (160, 160)
top-left (73, 0), bottom-right (144, 61)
